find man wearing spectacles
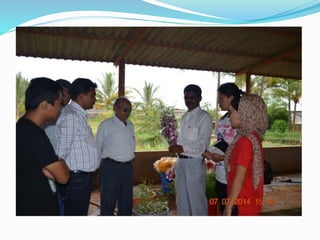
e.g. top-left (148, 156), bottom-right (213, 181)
top-left (96, 97), bottom-right (136, 216)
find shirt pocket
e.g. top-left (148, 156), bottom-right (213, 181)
top-left (183, 127), bottom-right (198, 141)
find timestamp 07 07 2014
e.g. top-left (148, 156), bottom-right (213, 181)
top-left (208, 198), bottom-right (276, 206)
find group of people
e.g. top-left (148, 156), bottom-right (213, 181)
top-left (16, 77), bottom-right (135, 216)
top-left (171, 83), bottom-right (268, 216)
top-left (16, 77), bottom-right (268, 217)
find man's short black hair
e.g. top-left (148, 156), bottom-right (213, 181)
top-left (184, 84), bottom-right (202, 97)
top-left (25, 77), bottom-right (61, 111)
top-left (70, 78), bottom-right (97, 100)
top-left (56, 79), bottom-right (72, 90)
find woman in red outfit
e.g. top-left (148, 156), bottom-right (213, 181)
top-left (223, 94), bottom-right (268, 216)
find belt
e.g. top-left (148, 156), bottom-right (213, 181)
top-left (178, 154), bottom-right (205, 164)
top-left (71, 170), bottom-right (92, 175)
top-left (178, 154), bottom-right (191, 159)
top-left (104, 157), bottom-right (132, 165)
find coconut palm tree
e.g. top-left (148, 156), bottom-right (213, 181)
top-left (95, 72), bottom-right (118, 110)
top-left (249, 76), bottom-right (286, 108)
top-left (133, 81), bottom-right (166, 149)
top-left (133, 81), bottom-right (163, 110)
top-left (271, 79), bottom-right (302, 131)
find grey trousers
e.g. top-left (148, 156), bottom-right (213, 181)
top-left (175, 157), bottom-right (208, 216)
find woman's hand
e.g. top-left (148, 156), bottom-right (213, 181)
top-left (202, 151), bottom-right (224, 162)
top-left (202, 150), bottom-right (213, 160)
top-left (223, 206), bottom-right (232, 216)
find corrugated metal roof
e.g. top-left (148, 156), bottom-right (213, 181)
top-left (16, 26), bottom-right (301, 79)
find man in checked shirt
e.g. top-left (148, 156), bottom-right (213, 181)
top-left (55, 78), bottom-right (100, 216)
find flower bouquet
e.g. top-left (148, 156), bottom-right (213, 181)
top-left (159, 107), bottom-right (178, 186)
top-left (153, 157), bottom-right (177, 193)
top-left (160, 107), bottom-right (178, 146)
top-left (153, 157), bottom-right (177, 174)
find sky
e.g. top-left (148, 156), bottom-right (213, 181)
top-left (15, 56), bottom-right (235, 110)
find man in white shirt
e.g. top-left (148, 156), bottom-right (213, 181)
top-left (96, 97), bottom-right (135, 216)
top-left (169, 84), bottom-right (213, 215)
top-left (44, 79), bottom-right (71, 215)
top-left (45, 79), bottom-right (72, 151)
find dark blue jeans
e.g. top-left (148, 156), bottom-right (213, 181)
top-left (57, 172), bottom-right (93, 216)
top-left (99, 158), bottom-right (133, 216)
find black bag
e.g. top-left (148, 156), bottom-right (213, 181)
top-left (264, 161), bottom-right (273, 185)
top-left (213, 139), bottom-right (229, 153)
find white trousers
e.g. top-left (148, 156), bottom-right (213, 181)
top-left (175, 157), bottom-right (208, 216)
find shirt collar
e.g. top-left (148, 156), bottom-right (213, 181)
top-left (113, 115), bottom-right (127, 126)
top-left (187, 106), bottom-right (201, 116)
top-left (70, 100), bottom-right (88, 118)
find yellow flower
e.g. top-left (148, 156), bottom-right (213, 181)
top-left (153, 157), bottom-right (177, 173)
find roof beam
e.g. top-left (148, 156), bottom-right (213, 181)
top-left (114, 28), bottom-right (149, 66)
top-left (236, 45), bottom-right (301, 77)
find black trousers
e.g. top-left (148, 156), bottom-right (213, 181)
top-left (99, 158), bottom-right (133, 216)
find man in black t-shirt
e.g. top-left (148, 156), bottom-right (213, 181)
top-left (16, 77), bottom-right (70, 216)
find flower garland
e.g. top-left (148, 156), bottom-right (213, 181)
top-left (158, 107), bottom-right (178, 180)
top-left (160, 107), bottom-right (178, 146)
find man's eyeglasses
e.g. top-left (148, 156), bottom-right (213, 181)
top-left (117, 107), bottom-right (131, 113)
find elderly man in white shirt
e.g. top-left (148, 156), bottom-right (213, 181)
top-left (169, 84), bottom-right (213, 216)
top-left (96, 97), bottom-right (136, 216)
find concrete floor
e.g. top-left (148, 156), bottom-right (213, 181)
top-left (88, 173), bottom-right (302, 216)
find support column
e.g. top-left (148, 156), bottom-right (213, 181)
top-left (118, 59), bottom-right (125, 97)
top-left (215, 72), bottom-right (220, 132)
top-left (245, 72), bottom-right (251, 94)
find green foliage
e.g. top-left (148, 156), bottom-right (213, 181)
top-left (263, 131), bottom-right (301, 145)
top-left (133, 179), bottom-right (169, 215)
top-left (201, 102), bottom-right (217, 118)
top-left (206, 171), bottom-right (218, 199)
top-left (133, 80), bottom-right (163, 110)
top-left (271, 119), bottom-right (288, 133)
top-left (133, 110), bottom-right (163, 149)
top-left (95, 72), bottom-right (118, 110)
top-left (133, 195), bottom-right (169, 215)
top-left (267, 103), bottom-right (288, 130)
top-left (16, 72), bottom-right (29, 119)
top-left (133, 179), bottom-right (156, 199)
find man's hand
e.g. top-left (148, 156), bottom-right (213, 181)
top-left (168, 145), bottom-right (183, 154)
top-left (42, 168), bottom-right (55, 180)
